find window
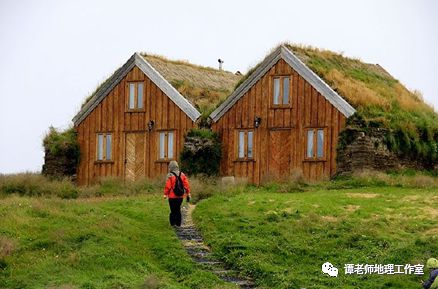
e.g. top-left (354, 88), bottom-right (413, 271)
top-left (272, 76), bottom-right (290, 106)
top-left (97, 133), bottom-right (112, 161)
top-left (237, 130), bottom-right (254, 160)
top-left (158, 131), bottom-right (175, 160)
top-left (306, 128), bottom-right (325, 160)
top-left (128, 82), bottom-right (144, 110)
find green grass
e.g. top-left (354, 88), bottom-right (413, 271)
top-left (1, 172), bottom-right (437, 288)
top-left (194, 185), bottom-right (438, 289)
top-left (0, 194), bottom-right (236, 289)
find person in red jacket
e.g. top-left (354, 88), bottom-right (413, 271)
top-left (163, 160), bottom-right (191, 227)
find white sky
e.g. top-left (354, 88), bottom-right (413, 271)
top-left (0, 0), bottom-right (437, 174)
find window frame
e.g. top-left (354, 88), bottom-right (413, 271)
top-left (96, 133), bottom-right (113, 162)
top-left (235, 129), bottom-right (255, 161)
top-left (271, 75), bottom-right (292, 108)
top-left (126, 81), bottom-right (145, 111)
top-left (304, 127), bottom-right (327, 161)
top-left (157, 130), bottom-right (176, 162)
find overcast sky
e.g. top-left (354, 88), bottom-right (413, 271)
top-left (0, 0), bottom-right (437, 174)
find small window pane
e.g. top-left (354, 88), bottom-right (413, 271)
top-left (137, 83), bottom-right (144, 109)
top-left (238, 131), bottom-right (245, 158)
top-left (159, 132), bottom-right (165, 159)
top-left (167, 132), bottom-right (174, 159)
top-left (129, 83), bottom-right (135, 109)
top-left (317, 129), bottom-right (324, 158)
top-left (307, 130), bottom-right (314, 158)
top-left (247, 131), bottom-right (253, 158)
top-left (97, 134), bottom-right (104, 160)
top-left (283, 77), bottom-right (289, 104)
top-left (273, 78), bottom-right (280, 105)
top-left (105, 134), bottom-right (112, 160)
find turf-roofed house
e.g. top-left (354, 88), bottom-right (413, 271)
top-left (210, 44), bottom-right (438, 184)
top-left (73, 53), bottom-right (241, 185)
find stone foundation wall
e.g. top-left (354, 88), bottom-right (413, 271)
top-left (336, 127), bottom-right (431, 175)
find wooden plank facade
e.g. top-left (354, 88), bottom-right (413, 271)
top-left (211, 56), bottom-right (349, 184)
top-left (74, 47), bottom-right (355, 186)
top-left (75, 66), bottom-right (196, 185)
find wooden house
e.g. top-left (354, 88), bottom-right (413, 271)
top-left (73, 53), bottom-right (240, 185)
top-left (209, 45), bottom-right (356, 184)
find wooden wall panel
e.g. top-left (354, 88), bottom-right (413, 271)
top-left (76, 66), bottom-right (197, 185)
top-left (212, 58), bottom-right (348, 184)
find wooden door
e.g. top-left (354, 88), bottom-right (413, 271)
top-left (268, 130), bottom-right (292, 179)
top-left (125, 133), bottom-right (145, 181)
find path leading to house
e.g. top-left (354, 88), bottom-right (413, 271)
top-left (175, 204), bottom-right (255, 289)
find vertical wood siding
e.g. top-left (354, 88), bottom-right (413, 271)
top-left (76, 66), bottom-right (195, 185)
top-left (212, 59), bottom-right (347, 184)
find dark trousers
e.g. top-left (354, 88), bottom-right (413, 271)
top-left (168, 198), bottom-right (183, 226)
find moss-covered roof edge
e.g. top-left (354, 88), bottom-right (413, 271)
top-left (72, 53), bottom-right (201, 126)
top-left (209, 45), bottom-right (356, 122)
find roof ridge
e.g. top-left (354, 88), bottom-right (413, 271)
top-left (209, 45), bottom-right (356, 122)
top-left (72, 53), bottom-right (202, 126)
top-left (142, 53), bottom-right (236, 75)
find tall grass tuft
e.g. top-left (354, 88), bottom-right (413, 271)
top-left (0, 173), bottom-right (78, 199)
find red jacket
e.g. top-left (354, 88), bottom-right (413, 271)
top-left (164, 172), bottom-right (191, 199)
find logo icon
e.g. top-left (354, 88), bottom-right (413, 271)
top-left (322, 262), bottom-right (338, 277)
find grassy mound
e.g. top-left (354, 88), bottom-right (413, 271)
top-left (42, 127), bottom-right (80, 178)
top-left (194, 182), bottom-right (438, 288)
top-left (287, 44), bottom-right (438, 166)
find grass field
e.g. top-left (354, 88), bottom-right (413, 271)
top-left (1, 172), bottom-right (437, 289)
top-left (0, 194), bottom-right (235, 289)
top-left (194, 186), bottom-right (438, 289)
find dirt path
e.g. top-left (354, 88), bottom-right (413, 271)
top-left (175, 204), bottom-right (255, 289)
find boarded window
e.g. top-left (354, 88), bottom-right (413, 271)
top-left (158, 131), bottom-right (175, 160)
top-left (128, 82), bottom-right (144, 110)
top-left (272, 76), bottom-right (291, 106)
top-left (97, 133), bottom-right (112, 161)
top-left (306, 128), bottom-right (325, 159)
top-left (237, 130), bottom-right (254, 160)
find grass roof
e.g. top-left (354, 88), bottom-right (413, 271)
top-left (282, 43), bottom-right (438, 165)
top-left (141, 54), bottom-right (242, 115)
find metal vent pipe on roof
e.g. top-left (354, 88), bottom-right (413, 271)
top-left (218, 59), bottom-right (224, 70)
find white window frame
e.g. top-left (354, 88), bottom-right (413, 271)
top-left (158, 131), bottom-right (175, 161)
top-left (272, 76), bottom-right (291, 107)
top-left (236, 130), bottom-right (255, 161)
top-left (127, 82), bottom-right (144, 110)
top-left (305, 128), bottom-right (325, 160)
top-left (97, 133), bottom-right (112, 161)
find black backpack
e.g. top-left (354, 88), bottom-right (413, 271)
top-left (171, 172), bottom-right (185, 196)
